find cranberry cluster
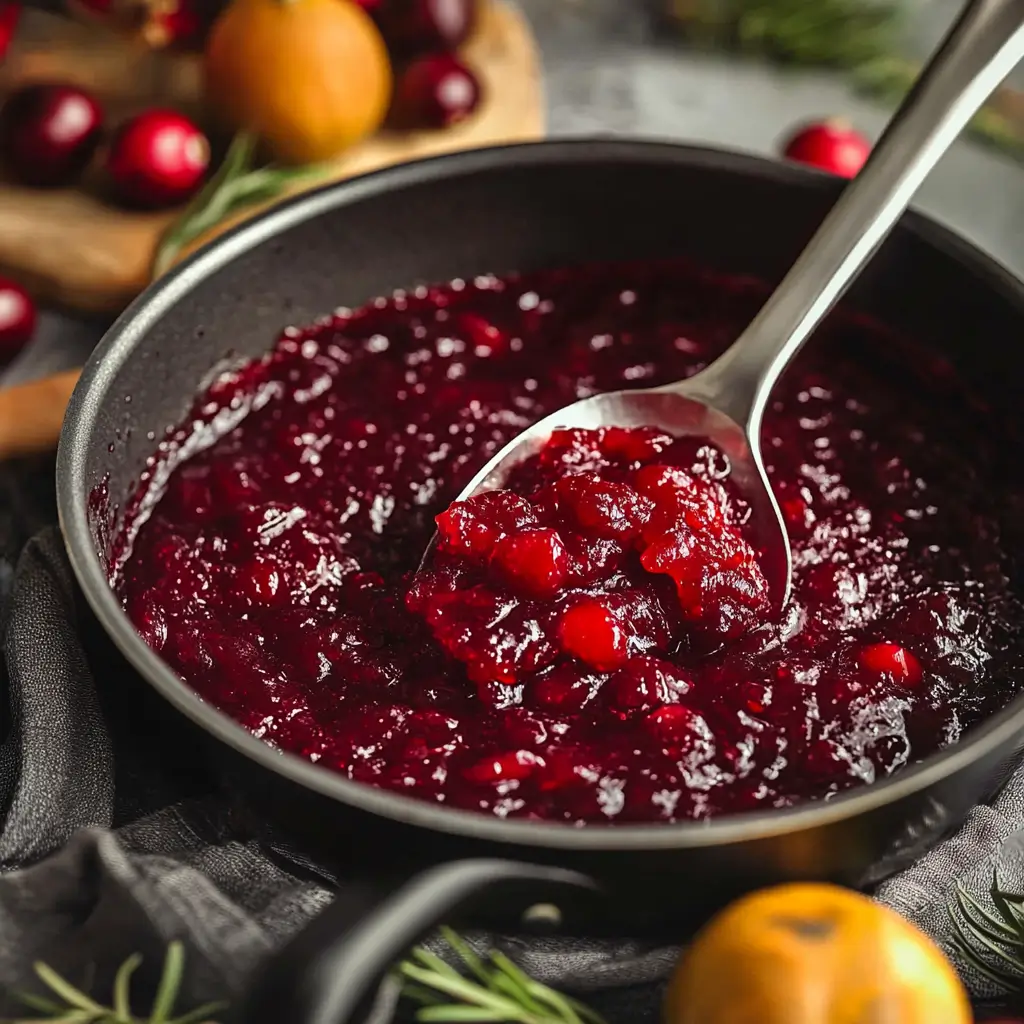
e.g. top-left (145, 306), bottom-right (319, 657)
top-left (409, 426), bottom-right (772, 692)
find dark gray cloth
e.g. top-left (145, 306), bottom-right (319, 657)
top-left (0, 507), bottom-right (1021, 1020)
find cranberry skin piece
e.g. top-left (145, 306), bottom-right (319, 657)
top-left (860, 642), bottom-right (923, 687)
top-left (105, 109), bottom-right (209, 209)
top-left (0, 3), bottom-right (21, 62)
top-left (558, 598), bottom-right (629, 672)
top-left (0, 83), bottom-right (104, 187)
top-left (463, 748), bottom-right (543, 785)
top-left (782, 119), bottom-right (870, 179)
top-left (609, 656), bottom-right (690, 714)
top-left (435, 490), bottom-right (537, 560)
top-left (378, 0), bottom-right (477, 55)
top-left (0, 276), bottom-right (35, 359)
top-left (490, 527), bottom-right (568, 599)
top-left (390, 53), bottom-right (482, 130)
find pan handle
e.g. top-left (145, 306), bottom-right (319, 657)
top-left (233, 858), bottom-right (602, 1024)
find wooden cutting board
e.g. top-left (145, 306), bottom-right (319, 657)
top-left (0, 0), bottom-right (544, 314)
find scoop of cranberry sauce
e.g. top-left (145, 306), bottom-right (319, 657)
top-left (116, 259), bottom-right (1024, 825)
top-left (409, 426), bottom-right (772, 686)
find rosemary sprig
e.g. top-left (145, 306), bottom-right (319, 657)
top-left (5, 942), bottom-right (226, 1024)
top-left (396, 927), bottom-right (606, 1024)
top-left (7, 929), bottom-right (599, 1024)
top-left (660, 0), bottom-right (901, 68)
top-left (659, 0), bottom-right (1024, 158)
top-left (152, 133), bottom-right (330, 278)
top-left (951, 871), bottom-right (1024, 991)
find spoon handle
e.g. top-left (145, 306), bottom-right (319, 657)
top-left (689, 0), bottom-right (1024, 429)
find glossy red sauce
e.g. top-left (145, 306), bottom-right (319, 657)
top-left (114, 259), bottom-right (1024, 823)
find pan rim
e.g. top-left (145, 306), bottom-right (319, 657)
top-left (56, 137), bottom-right (1024, 852)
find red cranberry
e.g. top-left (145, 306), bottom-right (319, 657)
top-left (0, 82), bottom-right (104, 187)
top-left (435, 490), bottom-right (537, 560)
top-left (558, 598), bottom-right (629, 672)
top-left (0, 276), bottom-right (35, 359)
top-left (463, 748), bottom-right (542, 785)
top-left (105, 109), bottom-right (209, 209)
top-left (643, 704), bottom-right (703, 747)
top-left (609, 656), bottom-right (690, 714)
top-left (555, 475), bottom-right (653, 540)
top-left (390, 53), bottom-right (481, 130)
top-left (601, 426), bottom-right (674, 463)
top-left (782, 119), bottom-right (871, 178)
top-left (490, 527), bottom-right (568, 598)
top-left (454, 312), bottom-right (508, 356)
top-left (860, 642), bottom-right (923, 687)
top-left (140, 0), bottom-right (209, 48)
top-left (377, 0), bottom-right (478, 55)
top-left (530, 663), bottom-right (599, 712)
top-left (537, 748), bottom-right (598, 792)
top-left (0, 2), bottom-right (20, 61)
top-left (238, 554), bottom-right (288, 606)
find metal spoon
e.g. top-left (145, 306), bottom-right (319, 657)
top-left (426, 0), bottom-right (1024, 609)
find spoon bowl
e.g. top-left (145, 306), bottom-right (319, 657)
top-left (439, 380), bottom-right (791, 608)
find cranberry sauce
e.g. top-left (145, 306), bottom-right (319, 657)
top-left (116, 259), bottom-right (1024, 823)
top-left (411, 427), bottom-right (773, 680)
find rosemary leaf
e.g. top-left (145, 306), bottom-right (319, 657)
top-left (13, 992), bottom-right (67, 1016)
top-left (488, 954), bottom-right (562, 1020)
top-left (488, 972), bottom-right (549, 1019)
top-left (399, 963), bottom-right (528, 1022)
top-left (401, 983), bottom-right (449, 1007)
top-left (149, 942), bottom-right (185, 1024)
top-left (411, 949), bottom-right (467, 983)
top-left (32, 965), bottom-right (106, 1016)
top-left (954, 918), bottom-right (1024, 978)
top-left (111, 953), bottom-right (141, 1023)
top-left (957, 887), bottom-right (1018, 944)
top-left (522, 980), bottom-right (587, 1024)
top-left (417, 1007), bottom-right (512, 1022)
top-left (438, 928), bottom-right (491, 987)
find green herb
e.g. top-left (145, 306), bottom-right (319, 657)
top-left (396, 927), bottom-right (606, 1024)
top-left (661, 0), bottom-right (900, 68)
top-left (5, 942), bottom-right (226, 1024)
top-left (950, 872), bottom-right (1024, 991)
top-left (152, 133), bottom-right (329, 278)
top-left (659, 0), bottom-right (1024, 158)
top-left (6, 930), bottom-right (599, 1024)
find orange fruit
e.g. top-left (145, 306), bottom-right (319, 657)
top-left (204, 0), bottom-right (392, 165)
top-left (664, 883), bottom-right (971, 1024)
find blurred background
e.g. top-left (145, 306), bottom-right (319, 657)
top-left (0, 0), bottom-right (1021, 392)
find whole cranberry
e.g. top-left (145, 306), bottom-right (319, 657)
top-left (390, 53), bottom-right (481, 129)
top-left (377, 0), bottom-right (477, 55)
top-left (782, 119), bottom-right (871, 178)
top-left (0, 276), bottom-right (36, 360)
top-left (0, 83), bottom-right (104, 187)
top-left (0, 2), bottom-right (21, 62)
top-left (139, 0), bottom-right (211, 49)
top-left (105, 109), bottom-right (209, 209)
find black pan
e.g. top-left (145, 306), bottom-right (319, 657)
top-left (55, 140), bottom-right (1024, 1023)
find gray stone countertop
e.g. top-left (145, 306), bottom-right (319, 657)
top-left (517, 0), bottom-right (1024, 278)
